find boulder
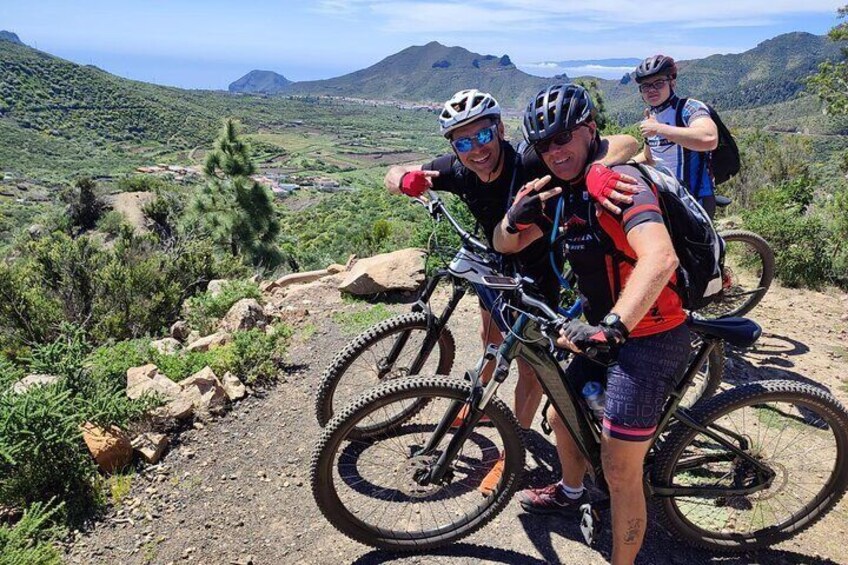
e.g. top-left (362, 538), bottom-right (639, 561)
top-left (170, 320), bottom-right (190, 341)
top-left (132, 432), bottom-right (169, 464)
top-left (149, 396), bottom-right (194, 423)
top-left (178, 367), bottom-right (228, 417)
top-left (219, 299), bottom-right (267, 333)
top-left (262, 302), bottom-right (280, 319)
top-left (27, 224), bottom-right (44, 239)
top-left (11, 374), bottom-right (59, 394)
top-left (150, 337), bottom-right (181, 355)
top-left (206, 279), bottom-right (228, 297)
top-left (326, 263), bottom-right (347, 274)
top-left (338, 248), bottom-right (426, 295)
top-left (126, 364), bottom-right (182, 401)
top-left (221, 371), bottom-right (246, 401)
top-left (80, 422), bottom-right (132, 474)
top-left (185, 332), bottom-right (231, 352)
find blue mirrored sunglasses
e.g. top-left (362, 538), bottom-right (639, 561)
top-left (451, 124), bottom-right (497, 153)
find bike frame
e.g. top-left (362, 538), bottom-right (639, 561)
top-left (416, 310), bottom-right (776, 500)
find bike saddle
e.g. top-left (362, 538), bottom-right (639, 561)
top-left (687, 316), bottom-right (761, 348)
top-left (715, 194), bottom-right (732, 207)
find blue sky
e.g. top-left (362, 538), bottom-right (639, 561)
top-left (2, 1), bottom-right (843, 88)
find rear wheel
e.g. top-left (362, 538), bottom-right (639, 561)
top-left (315, 313), bottom-right (456, 436)
top-left (696, 230), bottom-right (774, 319)
top-left (654, 380), bottom-right (848, 551)
top-left (311, 376), bottom-right (525, 550)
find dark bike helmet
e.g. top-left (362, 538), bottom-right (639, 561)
top-left (634, 54), bottom-right (677, 83)
top-left (522, 83), bottom-right (596, 144)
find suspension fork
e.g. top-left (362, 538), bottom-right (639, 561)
top-left (380, 272), bottom-right (465, 376)
top-left (416, 331), bottom-right (520, 485)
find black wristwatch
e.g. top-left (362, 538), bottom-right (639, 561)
top-left (601, 312), bottom-right (630, 343)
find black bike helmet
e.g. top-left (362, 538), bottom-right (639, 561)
top-left (634, 54), bottom-right (677, 83)
top-left (522, 83), bottom-right (596, 144)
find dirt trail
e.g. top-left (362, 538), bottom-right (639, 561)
top-left (66, 280), bottom-right (848, 565)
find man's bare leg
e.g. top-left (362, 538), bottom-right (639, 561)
top-left (601, 435), bottom-right (652, 565)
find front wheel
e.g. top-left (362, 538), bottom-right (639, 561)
top-left (696, 230), bottom-right (775, 319)
top-left (311, 376), bottom-right (525, 551)
top-left (653, 380), bottom-right (848, 551)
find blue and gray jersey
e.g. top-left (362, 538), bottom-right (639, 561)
top-left (645, 94), bottom-right (715, 199)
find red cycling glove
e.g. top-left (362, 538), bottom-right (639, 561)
top-left (585, 164), bottom-right (622, 209)
top-left (400, 170), bottom-right (430, 197)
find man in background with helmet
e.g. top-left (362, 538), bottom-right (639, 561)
top-left (633, 54), bottom-right (720, 217)
top-left (384, 89), bottom-right (639, 495)
top-left (495, 83), bottom-right (690, 565)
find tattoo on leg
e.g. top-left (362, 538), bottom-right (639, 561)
top-left (624, 518), bottom-right (643, 545)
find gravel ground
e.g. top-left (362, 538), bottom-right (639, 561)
top-left (65, 281), bottom-right (848, 565)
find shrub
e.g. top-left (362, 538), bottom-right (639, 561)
top-left (216, 326), bottom-right (292, 384)
top-left (743, 176), bottom-right (834, 288)
top-left (94, 210), bottom-right (128, 237)
top-left (0, 383), bottom-right (97, 520)
top-left (24, 323), bottom-right (90, 378)
top-left (182, 280), bottom-right (261, 335)
top-left (0, 499), bottom-right (64, 565)
top-left (84, 339), bottom-right (149, 390)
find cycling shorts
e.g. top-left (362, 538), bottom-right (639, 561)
top-left (563, 322), bottom-right (690, 442)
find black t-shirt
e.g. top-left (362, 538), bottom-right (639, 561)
top-left (422, 142), bottom-right (557, 304)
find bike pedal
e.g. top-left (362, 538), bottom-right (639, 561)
top-left (579, 503), bottom-right (601, 547)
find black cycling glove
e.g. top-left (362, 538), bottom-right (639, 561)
top-left (506, 184), bottom-right (546, 233)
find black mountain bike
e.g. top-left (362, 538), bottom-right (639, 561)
top-left (311, 276), bottom-right (848, 553)
top-left (314, 191), bottom-right (725, 435)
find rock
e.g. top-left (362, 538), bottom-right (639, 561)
top-left (170, 320), bottom-right (190, 341)
top-left (338, 248), bottom-right (426, 295)
top-left (150, 396), bottom-right (194, 422)
top-left (326, 263), bottom-right (346, 274)
top-left (263, 269), bottom-right (329, 293)
top-left (150, 337), bottom-right (181, 355)
top-left (262, 302), bottom-right (280, 319)
top-left (185, 332), bottom-right (231, 352)
top-left (178, 367), bottom-right (228, 417)
top-left (11, 374), bottom-right (59, 394)
top-left (186, 330), bottom-right (201, 345)
top-left (126, 364), bottom-right (182, 401)
top-left (206, 279), bottom-right (228, 297)
top-left (132, 432), bottom-right (168, 464)
top-left (219, 299), bottom-right (267, 333)
top-left (80, 422), bottom-right (132, 474)
top-left (841, 312), bottom-right (848, 322)
top-left (221, 372), bottom-right (246, 401)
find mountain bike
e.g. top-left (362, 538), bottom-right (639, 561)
top-left (314, 191), bottom-right (724, 435)
top-left (311, 276), bottom-right (848, 553)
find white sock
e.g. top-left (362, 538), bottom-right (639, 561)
top-left (557, 480), bottom-right (585, 499)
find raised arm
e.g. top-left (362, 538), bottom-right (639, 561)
top-left (640, 114), bottom-right (718, 152)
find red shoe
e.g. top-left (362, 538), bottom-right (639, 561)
top-left (518, 483), bottom-right (589, 514)
top-left (450, 404), bottom-right (491, 428)
top-left (478, 453), bottom-right (505, 496)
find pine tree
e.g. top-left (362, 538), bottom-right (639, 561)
top-left (808, 5), bottom-right (848, 115)
top-left (192, 120), bottom-right (282, 268)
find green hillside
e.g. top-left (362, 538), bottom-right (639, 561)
top-left (596, 32), bottom-right (844, 124)
top-left (274, 42), bottom-right (559, 110)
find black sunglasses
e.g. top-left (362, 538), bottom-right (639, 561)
top-left (534, 124), bottom-right (586, 154)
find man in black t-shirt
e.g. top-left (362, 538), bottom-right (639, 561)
top-left (384, 89), bottom-right (639, 495)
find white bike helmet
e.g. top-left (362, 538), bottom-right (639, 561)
top-left (438, 89), bottom-right (501, 138)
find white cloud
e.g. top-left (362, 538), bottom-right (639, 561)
top-left (322, 0), bottom-right (840, 32)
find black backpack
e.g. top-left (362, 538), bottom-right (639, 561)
top-left (675, 97), bottom-right (740, 186)
top-left (608, 163), bottom-right (726, 311)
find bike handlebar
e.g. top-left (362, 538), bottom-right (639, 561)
top-left (410, 190), bottom-right (490, 255)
